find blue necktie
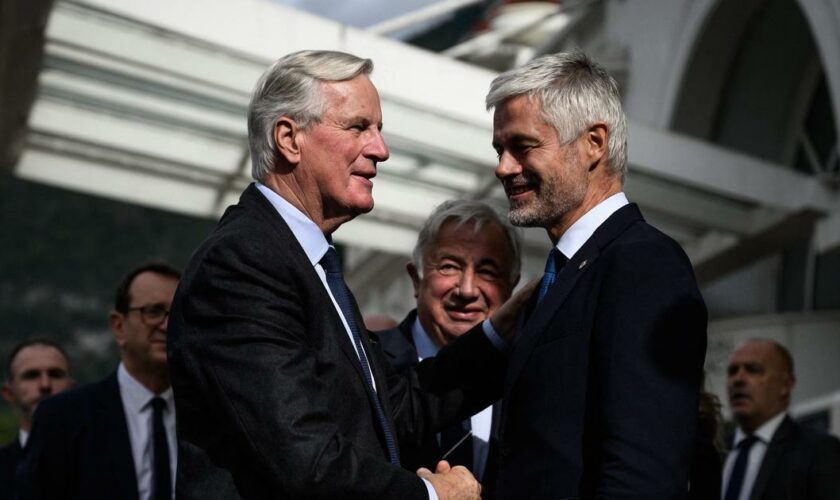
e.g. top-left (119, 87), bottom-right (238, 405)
top-left (723, 435), bottom-right (758, 500)
top-left (320, 247), bottom-right (400, 466)
top-left (537, 248), bottom-right (565, 304)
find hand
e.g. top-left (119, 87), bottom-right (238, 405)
top-left (417, 461), bottom-right (481, 500)
top-left (489, 278), bottom-right (540, 341)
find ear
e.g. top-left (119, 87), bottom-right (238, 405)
top-left (780, 372), bottom-right (796, 398)
top-left (273, 116), bottom-right (303, 165)
top-left (109, 311), bottom-right (127, 348)
top-left (584, 122), bottom-right (609, 167)
top-left (406, 262), bottom-right (421, 298)
top-left (1, 382), bottom-right (14, 404)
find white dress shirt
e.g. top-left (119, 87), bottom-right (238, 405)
top-left (19, 429), bottom-right (29, 448)
top-left (256, 184), bottom-right (437, 499)
top-left (117, 363), bottom-right (176, 500)
top-left (721, 411), bottom-right (787, 500)
top-left (411, 319), bottom-right (494, 481)
top-left (481, 192), bottom-right (629, 340)
top-left (556, 192), bottom-right (629, 259)
top-left (256, 183), bottom-right (375, 387)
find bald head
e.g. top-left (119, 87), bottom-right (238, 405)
top-left (726, 338), bottom-right (795, 434)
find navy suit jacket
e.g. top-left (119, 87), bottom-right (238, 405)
top-left (377, 310), bottom-right (501, 495)
top-left (0, 437), bottom-right (23, 500)
top-left (17, 372), bottom-right (138, 500)
top-left (727, 416), bottom-right (840, 500)
top-left (167, 184), bottom-right (506, 499)
top-left (494, 203), bottom-right (708, 499)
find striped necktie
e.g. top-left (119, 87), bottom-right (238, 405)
top-left (537, 248), bottom-right (566, 304)
top-left (320, 247), bottom-right (400, 466)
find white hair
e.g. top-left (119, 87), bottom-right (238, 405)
top-left (486, 50), bottom-right (627, 179)
top-left (247, 50), bottom-right (373, 181)
top-left (412, 199), bottom-right (522, 281)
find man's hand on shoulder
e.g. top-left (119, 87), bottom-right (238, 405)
top-left (490, 278), bottom-right (540, 341)
top-left (416, 460), bottom-right (481, 500)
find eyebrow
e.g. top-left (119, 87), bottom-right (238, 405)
top-left (493, 133), bottom-right (539, 148)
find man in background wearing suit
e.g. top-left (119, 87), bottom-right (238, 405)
top-left (485, 50), bottom-right (708, 498)
top-left (378, 199), bottom-right (520, 495)
top-left (19, 262), bottom-right (180, 500)
top-left (0, 339), bottom-right (72, 500)
top-left (723, 338), bottom-right (840, 500)
top-left (167, 50), bottom-right (521, 500)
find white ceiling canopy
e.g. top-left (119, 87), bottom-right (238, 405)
top-left (12, 0), bottom-right (840, 286)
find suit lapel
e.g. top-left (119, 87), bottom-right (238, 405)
top-left (749, 417), bottom-right (794, 500)
top-left (378, 311), bottom-right (420, 369)
top-left (503, 204), bottom-right (643, 403)
top-left (241, 184), bottom-right (372, 391)
top-left (101, 373), bottom-right (140, 500)
top-left (243, 184), bottom-right (398, 453)
top-left (350, 294), bottom-right (397, 416)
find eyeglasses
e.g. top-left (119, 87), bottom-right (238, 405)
top-left (126, 304), bottom-right (170, 326)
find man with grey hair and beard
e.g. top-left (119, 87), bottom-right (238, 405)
top-left (168, 50), bottom-right (523, 500)
top-left (485, 50), bottom-right (708, 498)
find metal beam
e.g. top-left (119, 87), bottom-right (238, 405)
top-left (629, 121), bottom-right (839, 213)
top-left (366, 0), bottom-right (483, 36)
top-left (693, 209), bottom-right (822, 285)
top-left (0, 0), bottom-right (54, 172)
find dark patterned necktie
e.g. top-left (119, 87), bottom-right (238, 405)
top-left (151, 397), bottom-right (171, 500)
top-left (723, 435), bottom-right (759, 500)
top-left (537, 248), bottom-right (566, 304)
top-left (321, 247), bottom-right (400, 466)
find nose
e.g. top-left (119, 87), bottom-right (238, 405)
top-left (495, 151), bottom-right (521, 179)
top-left (366, 130), bottom-right (390, 163)
top-left (38, 373), bottom-right (53, 394)
top-left (456, 270), bottom-right (480, 300)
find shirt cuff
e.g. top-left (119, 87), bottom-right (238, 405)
top-left (482, 318), bottom-right (509, 352)
top-left (422, 478), bottom-right (439, 500)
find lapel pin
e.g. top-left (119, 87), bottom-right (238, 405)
top-left (578, 259), bottom-right (588, 270)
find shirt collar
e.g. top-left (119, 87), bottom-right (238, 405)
top-left (117, 362), bottom-right (173, 412)
top-left (734, 411), bottom-right (787, 446)
top-left (556, 192), bottom-right (629, 259)
top-left (19, 429), bottom-right (29, 448)
top-left (255, 182), bottom-right (330, 266)
top-left (411, 316), bottom-right (440, 360)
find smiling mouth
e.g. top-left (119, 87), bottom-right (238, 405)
top-left (504, 181), bottom-right (535, 198)
top-left (445, 308), bottom-right (485, 322)
top-left (353, 172), bottom-right (375, 186)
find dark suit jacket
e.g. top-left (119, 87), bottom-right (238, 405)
top-left (377, 310), bottom-right (501, 494)
top-left (167, 184), bottom-right (505, 500)
top-left (0, 438), bottom-right (23, 500)
top-left (16, 372), bottom-right (139, 500)
top-left (733, 416), bottom-right (840, 500)
top-left (494, 203), bottom-right (708, 499)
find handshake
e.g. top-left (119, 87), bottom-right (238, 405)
top-left (417, 460), bottom-right (482, 500)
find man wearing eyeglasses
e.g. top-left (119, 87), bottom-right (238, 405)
top-left (18, 262), bottom-right (180, 500)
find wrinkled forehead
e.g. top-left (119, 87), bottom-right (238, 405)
top-left (432, 220), bottom-right (514, 263)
